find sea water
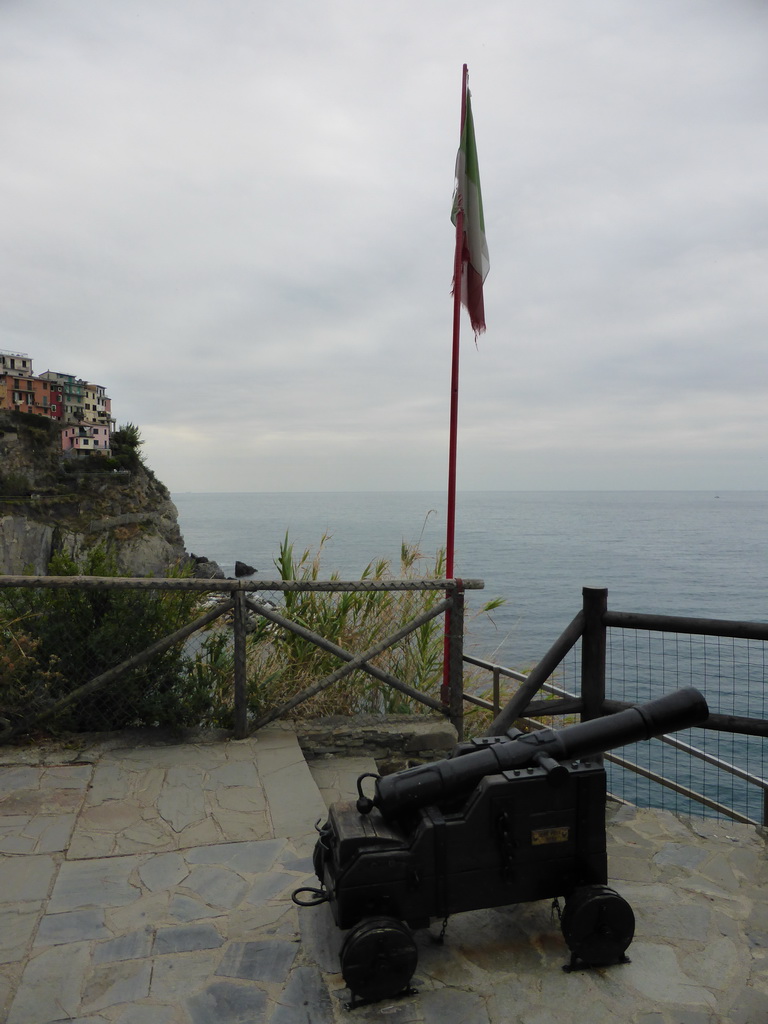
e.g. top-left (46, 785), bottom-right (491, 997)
top-left (173, 490), bottom-right (767, 665)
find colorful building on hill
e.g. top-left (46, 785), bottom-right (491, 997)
top-left (1, 350), bottom-right (112, 453)
top-left (61, 423), bottom-right (111, 455)
top-left (39, 371), bottom-right (89, 423)
top-left (0, 353), bottom-right (65, 420)
top-left (83, 381), bottom-right (111, 426)
top-left (0, 351), bottom-right (33, 376)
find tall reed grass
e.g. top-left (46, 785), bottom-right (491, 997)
top-left (242, 532), bottom-right (504, 722)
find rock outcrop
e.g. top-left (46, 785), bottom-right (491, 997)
top-left (0, 412), bottom-right (187, 576)
top-left (235, 560), bottom-right (256, 577)
top-left (190, 555), bottom-right (225, 580)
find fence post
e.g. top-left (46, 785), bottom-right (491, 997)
top-left (447, 582), bottom-right (465, 741)
top-left (233, 590), bottom-right (248, 739)
top-left (581, 586), bottom-right (607, 722)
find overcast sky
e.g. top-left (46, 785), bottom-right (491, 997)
top-left (2, 0), bottom-right (767, 492)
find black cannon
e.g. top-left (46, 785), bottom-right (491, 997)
top-left (293, 686), bottom-right (709, 1004)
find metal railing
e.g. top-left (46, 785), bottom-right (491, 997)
top-left (0, 574), bottom-right (483, 743)
top-left (4, 574), bottom-right (765, 824)
top-left (466, 587), bottom-right (768, 826)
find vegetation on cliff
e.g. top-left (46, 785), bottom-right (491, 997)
top-left (0, 412), bottom-right (186, 575)
top-left (0, 411), bottom-right (154, 502)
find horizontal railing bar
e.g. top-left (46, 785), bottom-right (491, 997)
top-left (582, 695), bottom-right (768, 788)
top-left (656, 733), bottom-right (768, 792)
top-left (462, 693), bottom-right (495, 710)
top-left (604, 751), bottom-right (758, 826)
top-left (462, 654), bottom-right (528, 682)
top-left (524, 697), bottom-right (583, 718)
top-left (699, 713), bottom-right (768, 737)
top-left (601, 698), bottom-right (768, 738)
top-left (604, 610), bottom-right (768, 642)
top-left (0, 576), bottom-right (485, 593)
top-left (461, 693), bottom-right (583, 718)
top-left (461, 665), bottom-right (579, 713)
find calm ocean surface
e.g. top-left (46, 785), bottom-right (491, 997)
top-left (172, 490), bottom-right (767, 670)
top-left (173, 490), bottom-right (767, 819)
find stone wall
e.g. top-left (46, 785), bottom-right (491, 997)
top-left (294, 714), bottom-right (458, 774)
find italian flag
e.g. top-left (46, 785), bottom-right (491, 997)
top-left (452, 87), bottom-right (489, 336)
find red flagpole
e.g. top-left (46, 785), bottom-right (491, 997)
top-left (442, 64), bottom-right (469, 704)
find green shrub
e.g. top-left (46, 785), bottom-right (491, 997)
top-left (0, 619), bottom-right (65, 733)
top-left (184, 631), bottom-right (237, 729)
top-left (110, 423), bottom-right (145, 472)
top-left (0, 548), bottom-right (203, 733)
top-left (0, 472), bottom-right (32, 497)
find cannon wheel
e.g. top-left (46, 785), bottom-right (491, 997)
top-left (560, 885), bottom-right (635, 971)
top-left (339, 916), bottom-right (418, 1003)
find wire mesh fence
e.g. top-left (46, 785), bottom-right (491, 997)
top-left (463, 598), bottom-right (768, 824)
top-left (604, 628), bottom-right (767, 824)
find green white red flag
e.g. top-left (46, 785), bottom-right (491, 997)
top-left (443, 66), bottom-right (488, 701)
top-left (451, 86), bottom-right (489, 335)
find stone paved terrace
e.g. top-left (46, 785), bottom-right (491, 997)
top-left (0, 726), bottom-right (766, 1024)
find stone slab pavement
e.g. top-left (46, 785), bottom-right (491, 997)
top-left (0, 727), bottom-right (766, 1024)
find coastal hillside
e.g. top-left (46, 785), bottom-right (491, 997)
top-left (0, 411), bottom-right (186, 576)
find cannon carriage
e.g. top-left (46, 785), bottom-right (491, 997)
top-left (293, 686), bottom-right (709, 1004)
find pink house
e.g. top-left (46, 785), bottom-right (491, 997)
top-left (61, 424), bottom-right (111, 454)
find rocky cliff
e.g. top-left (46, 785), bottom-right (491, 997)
top-left (0, 412), bottom-right (187, 576)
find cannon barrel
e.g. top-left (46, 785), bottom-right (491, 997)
top-left (368, 686), bottom-right (709, 819)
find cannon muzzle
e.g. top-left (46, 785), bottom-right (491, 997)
top-left (366, 686), bottom-right (708, 820)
